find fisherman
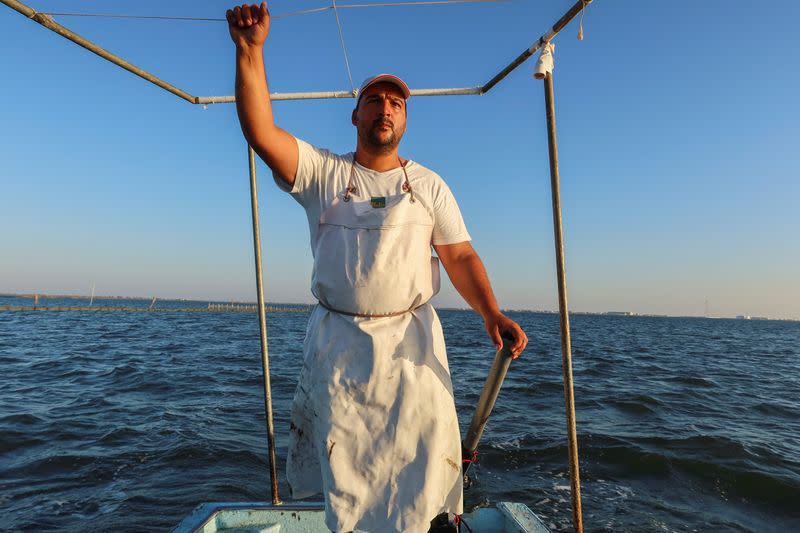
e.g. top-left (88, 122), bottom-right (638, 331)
top-left (227, 3), bottom-right (528, 532)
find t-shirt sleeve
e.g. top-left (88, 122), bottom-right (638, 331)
top-left (272, 137), bottom-right (332, 208)
top-left (430, 174), bottom-right (471, 245)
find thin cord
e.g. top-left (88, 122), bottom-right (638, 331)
top-left (41, 0), bottom-right (504, 24)
top-left (42, 13), bottom-right (224, 22)
top-left (40, 7), bottom-right (329, 22)
top-left (331, 0), bottom-right (356, 92)
top-left (337, 0), bottom-right (502, 7)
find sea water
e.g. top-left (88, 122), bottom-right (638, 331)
top-left (1, 296), bottom-right (798, 532)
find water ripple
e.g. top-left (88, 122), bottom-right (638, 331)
top-left (1, 300), bottom-right (799, 532)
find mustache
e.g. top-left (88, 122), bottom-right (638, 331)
top-left (372, 118), bottom-right (394, 128)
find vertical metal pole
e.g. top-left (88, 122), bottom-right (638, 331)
top-left (247, 145), bottom-right (281, 505)
top-left (542, 71), bottom-right (583, 533)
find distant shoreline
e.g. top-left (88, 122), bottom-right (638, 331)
top-left (2, 293), bottom-right (797, 322)
top-left (0, 292), bottom-right (299, 305)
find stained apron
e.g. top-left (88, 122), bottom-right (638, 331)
top-left (286, 183), bottom-right (464, 532)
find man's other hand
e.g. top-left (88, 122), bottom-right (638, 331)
top-left (484, 312), bottom-right (527, 359)
top-left (227, 2), bottom-right (270, 48)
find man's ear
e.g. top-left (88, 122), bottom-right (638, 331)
top-left (351, 108), bottom-right (357, 126)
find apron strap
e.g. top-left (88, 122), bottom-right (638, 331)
top-left (344, 155), bottom-right (415, 203)
top-left (317, 299), bottom-right (426, 318)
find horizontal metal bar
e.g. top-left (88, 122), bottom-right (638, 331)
top-left (480, 0), bottom-right (591, 94)
top-left (1, 0), bottom-right (198, 103)
top-left (410, 87), bottom-right (482, 97)
top-left (197, 86), bottom-right (482, 104)
top-left (198, 91), bottom-right (354, 104)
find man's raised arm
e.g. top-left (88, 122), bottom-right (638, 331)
top-left (227, 2), bottom-right (298, 187)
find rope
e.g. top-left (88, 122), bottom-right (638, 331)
top-left (40, 0), bottom-right (504, 24)
top-left (338, 0), bottom-right (503, 7)
top-left (39, 7), bottom-right (328, 23)
top-left (331, 0), bottom-right (356, 92)
top-left (462, 449), bottom-right (478, 465)
top-left (578, 0), bottom-right (588, 40)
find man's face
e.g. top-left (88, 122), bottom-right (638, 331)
top-left (352, 82), bottom-right (408, 153)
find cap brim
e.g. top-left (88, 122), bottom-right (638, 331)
top-left (359, 74), bottom-right (411, 99)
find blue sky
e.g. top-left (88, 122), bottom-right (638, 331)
top-left (1, 0), bottom-right (798, 318)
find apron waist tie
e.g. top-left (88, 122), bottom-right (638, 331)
top-left (317, 300), bottom-right (427, 318)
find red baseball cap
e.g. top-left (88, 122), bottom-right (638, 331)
top-left (356, 74), bottom-right (411, 104)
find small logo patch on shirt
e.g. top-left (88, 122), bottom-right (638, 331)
top-left (370, 196), bottom-right (386, 208)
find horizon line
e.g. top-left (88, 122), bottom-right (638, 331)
top-left (1, 292), bottom-right (797, 322)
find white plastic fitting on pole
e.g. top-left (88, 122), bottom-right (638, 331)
top-left (533, 43), bottom-right (555, 80)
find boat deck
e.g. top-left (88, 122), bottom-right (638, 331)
top-left (172, 501), bottom-right (551, 533)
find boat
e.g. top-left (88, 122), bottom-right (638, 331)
top-left (1, 0), bottom-right (593, 530)
top-left (172, 501), bottom-right (551, 533)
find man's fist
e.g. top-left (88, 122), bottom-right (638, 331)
top-left (226, 2), bottom-right (270, 48)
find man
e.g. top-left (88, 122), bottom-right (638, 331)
top-left (227, 3), bottom-right (528, 532)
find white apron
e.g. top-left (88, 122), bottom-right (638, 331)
top-left (286, 170), bottom-right (464, 533)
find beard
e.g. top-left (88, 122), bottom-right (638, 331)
top-left (361, 119), bottom-right (402, 153)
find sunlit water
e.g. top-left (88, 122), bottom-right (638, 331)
top-left (1, 296), bottom-right (799, 532)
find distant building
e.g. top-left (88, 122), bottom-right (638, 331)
top-left (736, 315), bottom-right (751, 320)
top-left (606, 311), bottom-right (634, 316)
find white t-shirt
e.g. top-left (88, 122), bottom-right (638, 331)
top-left (276, 137), bottom-right (471, 250)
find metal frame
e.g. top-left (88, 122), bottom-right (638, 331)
top-left (2, 0), bottom-right (588, 103)
top-left (2, 0), bottom-right (592, 530)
